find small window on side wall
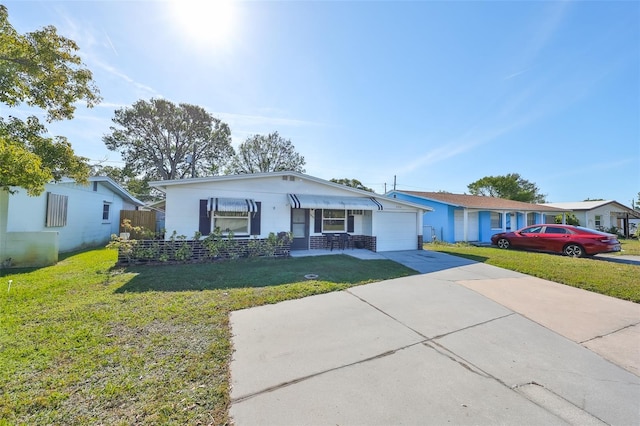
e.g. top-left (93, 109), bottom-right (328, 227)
top-left (103, 203), bottom-right (111, 221)
top-left (594, 215), bottom-right (602, 229)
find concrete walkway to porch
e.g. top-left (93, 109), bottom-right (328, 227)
top-left (289, 248), bottom-right (387, 260)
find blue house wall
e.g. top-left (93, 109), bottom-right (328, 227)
top-left (386, 192), bottom-right (552, 244)
top-left (391, 191), bottom-right (503, 243)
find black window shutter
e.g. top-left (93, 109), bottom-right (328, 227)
top-left (250, 202), bottom-right (261, 235)
top-left (314, 209), bottom-right (322, 233)
top-left (199, 199), bottom-right (210, 235)
top-left (347, 215), bottom-right (354, 233)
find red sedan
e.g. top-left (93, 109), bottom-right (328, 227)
top-left (490, 224), bottom-right (621, 257)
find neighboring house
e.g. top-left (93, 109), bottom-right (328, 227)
top-left (150, 171), bottom-right (431, 252)
top-left (385, 191), bottom-right (566, 243)
top-left (544, 200), bottom-right (640, 237)
top-left (0, 176), bottom-right (144, 268)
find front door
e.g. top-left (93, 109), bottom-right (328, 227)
top-left (290, 209), bottom-right (309, 250)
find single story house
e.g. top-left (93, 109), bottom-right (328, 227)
top-left (0, 176), bottom-right (144, 268)
top-left (150, 171), bottom-right (431, 252)
top-left (544, 200), bottom-right (640, 237)
top-left (385, 191), bottom-right (566, 243)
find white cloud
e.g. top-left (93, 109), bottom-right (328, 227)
top-left (91, 58), bottom-right (160, 99)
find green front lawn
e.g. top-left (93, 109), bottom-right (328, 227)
top-left (2, 243), bottom-right (637, 425)
top-left (619, 237), bottom-right (640, 256)
top-left (0, 249), bottom-right (416, 425)
top-left (428, 242), bottom-right (640, 302)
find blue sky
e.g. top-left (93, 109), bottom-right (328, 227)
top-left (4, 1), bottom-right (639, 204)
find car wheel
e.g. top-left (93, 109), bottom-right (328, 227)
top-left (496, 238), bottom-right (510, 249)
top-left (563, 244), bottom-right (584, 258)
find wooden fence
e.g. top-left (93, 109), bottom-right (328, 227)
top-left (119, 210), bottom-right (157, 239)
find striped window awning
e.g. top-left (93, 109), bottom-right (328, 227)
top-left (288, 194), bottom-right (383, 210)
top-left (207, 197), bottom-right (258, 213)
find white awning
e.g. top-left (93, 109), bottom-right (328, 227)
top-left (288, 194), bottom-right (383, 210)
top-left (207, 197), bottom-right (258, 213)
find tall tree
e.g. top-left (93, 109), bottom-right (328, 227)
top-left (228, 131), bottom-right (305, 174)
top-left (0, 4), bottom-right (100, 195)
top-left (103, 99), bottom-right (234, 181)
top-left (467, 173), bottom-right (546, 203)
top-left (330, 178), bottom-right (373, 192)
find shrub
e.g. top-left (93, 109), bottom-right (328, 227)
top-left (201, 228), bottom-right (240, 259)
top-left (110, 223), bottom-right (292, 264)
top-left (107, 219), bottom-right (155, 263)
top-left (555, 213), bottom-right (580, 226)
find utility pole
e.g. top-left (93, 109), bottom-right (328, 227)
top-left (393, 175), bottom-right (396, 191)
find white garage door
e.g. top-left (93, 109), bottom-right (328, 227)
top-left (375, 212), bottom-right (418, 251)
top-left (454, 210), bottom-right (479, 242)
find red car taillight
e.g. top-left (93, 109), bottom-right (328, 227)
top-left (598, 237), bottom-right (617, 244)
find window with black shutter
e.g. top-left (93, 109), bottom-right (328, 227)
top-left (199, 199), bottom-right (210, 235)
top-left (314, 209), bottom-right (322, 233)
top-left (250, 202), bottom-right (261, 235)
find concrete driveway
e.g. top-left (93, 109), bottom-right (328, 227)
top-left (230, 250), bottom-right (640, 425)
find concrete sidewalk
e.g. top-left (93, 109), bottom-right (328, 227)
top-left (230, 251), bottom-right (640, 425)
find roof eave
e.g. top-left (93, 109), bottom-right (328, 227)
top-left (151, 172), bottom-right (433, 212)
top-left (90, 176), bottom-right (145, 206)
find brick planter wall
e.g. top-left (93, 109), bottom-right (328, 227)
top-left (117, 238), bottom-right (291, 265)
top-left (309, 235), bottom-right (326, 250)
top-left (307, 235), bottom-right (377, 251)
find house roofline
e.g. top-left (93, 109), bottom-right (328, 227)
top-left (150, 171), bottom-right (433, 212)
top-left (89, 176), bottom-right (145, 207)
top-left (545, 200), bottom-right (640, 218)
top-left (387, 190), bottom-right (567, 213)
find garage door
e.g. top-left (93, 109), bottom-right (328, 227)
top-left (454, 210), bottom-right (479, 242)
top-left (375, 212), bottom-right (418, 251)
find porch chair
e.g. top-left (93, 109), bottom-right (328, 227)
top-left (339, 233), bottom-right (352, 250)
top-left (324, 233), bottom-right (337, 251)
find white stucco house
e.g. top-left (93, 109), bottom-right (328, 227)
top-left (0, 176), bottom-right (144, 268)
top-left (544, 200), bottom-right (640, 237)
top-left (150, 171), bottom-right (431, 252)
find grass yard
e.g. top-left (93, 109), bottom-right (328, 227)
top-left (0, 249), bottom-right (416, 425)
top-left (619, 237), bottom-right (640, 256)
top-left (428, 241), bottom-right (640, 303)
